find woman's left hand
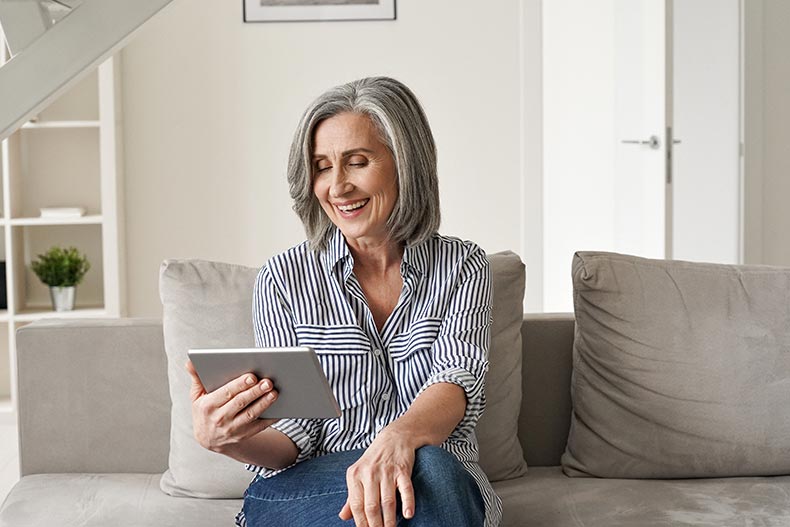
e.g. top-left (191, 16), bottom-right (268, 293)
top-left (338, 429), bottom-right (416, 527)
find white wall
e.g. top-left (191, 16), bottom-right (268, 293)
top-left (542, 0), bottom-right (615, 312)
top-left (121, 0), bottom-right (542, 317)
top-left (761, 0), bottom-right (790, 266)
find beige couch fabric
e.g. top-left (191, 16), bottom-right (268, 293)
top-left (495, 467), bottom-right (790, 527)
top-left (159, 252), bottom-right (527, 498)
top-left (563, 251), bottom-right (790, 478)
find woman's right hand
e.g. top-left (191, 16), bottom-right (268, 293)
top-left (186, 359), bottom-right (280, 454)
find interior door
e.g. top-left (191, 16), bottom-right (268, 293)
top-left (671, 0), bottom-right (741, 264)
top-left (612, 0), bottom-right (667, 260)
top-left (543, 0), bottom-right (741, 312)
top-left (542, 0), bottom-right (667, 312)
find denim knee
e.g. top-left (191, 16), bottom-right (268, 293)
top-left (408, 445), bottom-right (485, 526)
top-left (413, 445), bottom-right (469, 484)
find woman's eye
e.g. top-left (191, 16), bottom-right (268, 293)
top-left (316, 166), bottom-right (331, 173)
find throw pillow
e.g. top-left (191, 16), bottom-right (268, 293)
top-left (476, 251), bottom-right (529, 481)
top-left (562, 251), bottom-right (790, 478)
top-left (159, 259), bottom-right (258, 498)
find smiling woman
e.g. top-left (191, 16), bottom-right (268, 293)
top-left (187, 77), bottom-right (502, 527)
top-left (288, 77), bottom-right (440, 252)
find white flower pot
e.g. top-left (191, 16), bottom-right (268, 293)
top-left (49, 286), bottom-right (76, 312)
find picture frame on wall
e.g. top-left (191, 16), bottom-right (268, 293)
top-left (243, 0), bottom-right (396, 23)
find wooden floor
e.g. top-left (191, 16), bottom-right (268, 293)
top-left (0, 424), bottom-right (19, 506)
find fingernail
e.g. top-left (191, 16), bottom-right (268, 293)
top-left (245, 376), bottom-right (254, 385)
top-left (405, 508), bottom-right (413, 517)
top-left (267, 392), bottom-right (276, 401)
top-left (260, 380), bottom-right (270, 391)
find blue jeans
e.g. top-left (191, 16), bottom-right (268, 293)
top-left (242, 446), bottom-right (485, 526)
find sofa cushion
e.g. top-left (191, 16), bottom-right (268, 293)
top-left (476, 251), bottom-right (529, 481)
top-left (562, 252), bottom-right (790, 479)
top-left (159, 252), bottom-right (527, 498)
top-left (493, 466), bottom-right (790, 527)
top-left (159, 260), bottom-right (258, 498)
top-left (0, 474), bottom-right (242, 527)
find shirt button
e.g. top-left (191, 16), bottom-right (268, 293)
top-left (381, 392), bottom-right (390, 401)
top-left (373, 348), bottom-right (382, 356)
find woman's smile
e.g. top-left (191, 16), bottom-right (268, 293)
top-left (335, 198), bottom-right (370, 215)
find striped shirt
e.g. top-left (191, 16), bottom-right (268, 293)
top-left (236, 227), bottom-right (502, 527)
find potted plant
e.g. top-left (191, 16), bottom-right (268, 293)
top-left (30, 246), bottom-right (90, 312)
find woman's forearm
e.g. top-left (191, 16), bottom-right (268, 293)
top-left (381, 382), bottom-right (466, 449)
top-left (219, 427), bottom-right (299, 470)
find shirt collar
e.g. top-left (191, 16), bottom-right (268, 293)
top-left (323, 226), bottom-right (431, 280)
top-left (402, 237), bottom-right (431, 279)
top-left (325, 227), bottom-right (352, 273)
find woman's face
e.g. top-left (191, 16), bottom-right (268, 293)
top-left (312, 112), bottom-right (398, 248)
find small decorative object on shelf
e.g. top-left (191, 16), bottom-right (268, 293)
top-left (40, 206), bottom-right (86, 218)
top-left (30, 246), bottom-right (91, 312)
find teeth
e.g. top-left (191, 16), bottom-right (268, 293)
top-left (338, 199), bottom-right (368, 212)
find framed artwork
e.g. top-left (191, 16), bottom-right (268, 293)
top-left (243, 0), bottom-right (396, 23)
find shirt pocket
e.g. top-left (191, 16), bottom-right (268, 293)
top-left (294, 324), bottom-right (370, 410)
top-left (389, 317), bottom-right (442, 363)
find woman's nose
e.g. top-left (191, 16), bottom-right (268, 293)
top-left (329, 169), bottom-right (353, 197)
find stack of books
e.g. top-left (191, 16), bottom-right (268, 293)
top-left (40, 207), bottom-right (86, 219)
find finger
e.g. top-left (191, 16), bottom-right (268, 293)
top-left (380, 480), bottom-right (397, 527)
top-left (338, 500), bottom-right (352, 521)
top-left (202, 372), bottom-right (259, 409)
top-left (363, 480), bottom-right (383, 527)
top-left (229, 385), bottom-right (279, 431)
top-left (345, 478), bottom-right (368, 527)
top-left (222, 377), bottom-right (275, 414)
top-left (396, 473), bottom-right (415, 519)
top-left (185, 360), bottom-right (207, 402)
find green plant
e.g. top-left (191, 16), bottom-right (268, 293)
top-left (30, 246), bottom-right (90, 287)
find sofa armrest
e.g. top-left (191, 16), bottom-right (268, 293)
top-left (16, 318), bottom-right (170, 476)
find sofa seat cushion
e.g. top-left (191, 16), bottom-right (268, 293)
top-left (495, 467), bottom-right (790, 527)
top-left (0, 474), bottom-right (243, 527)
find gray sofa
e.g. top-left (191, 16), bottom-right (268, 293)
top-left (3, 249), bottom-right (790, 526)
top-left (1, 312), bottom-right (789, 526)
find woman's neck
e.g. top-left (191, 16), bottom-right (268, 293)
top-left (346, 236), bottom-right (404, 276)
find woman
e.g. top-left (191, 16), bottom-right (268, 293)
top-left (186, 77), bottom-right (502, 527)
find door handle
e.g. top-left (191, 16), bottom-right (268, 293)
top-left (621, 135), bottom-right (660, 149)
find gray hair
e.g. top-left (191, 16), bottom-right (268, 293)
top-left (287, 76), bottom-right (440, 252)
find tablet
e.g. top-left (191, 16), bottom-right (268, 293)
top-left (188, 347), bottom-right (340, 419)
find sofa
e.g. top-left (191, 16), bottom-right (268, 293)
top-left (1, 251), bottom-right (789, 526)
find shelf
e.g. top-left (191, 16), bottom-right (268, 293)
top-left (21, 121), bottom-right (100, 130)
top-left (0, 55), bottom-right (122, 427)
top-left (7, 215), bottom-right (102, 226)
top-left (0, 399), bottom-right (13, 424)
top-left (13, 307), bottom-right (108, 322)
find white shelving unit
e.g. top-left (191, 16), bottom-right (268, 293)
top-left (0, 44), bottom-right (126, 424)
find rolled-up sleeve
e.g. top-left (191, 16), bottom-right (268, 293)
top-left (246, 264), bottom-right (321, 476)
top-left (418, 245), bottom-right (492, 439)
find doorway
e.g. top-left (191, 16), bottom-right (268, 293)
top-left (542, 0), bottom-right (742, 312)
